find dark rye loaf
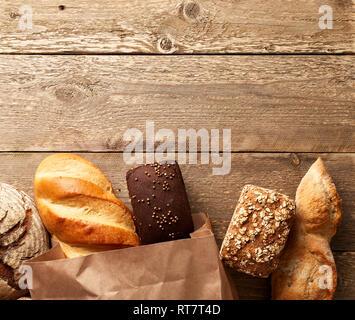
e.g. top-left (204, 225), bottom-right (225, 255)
top-left (126, 162), bottom-right (193, 245)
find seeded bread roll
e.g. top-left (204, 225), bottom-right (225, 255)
top-left (0, 183), bottom-right (49, 300)
top-left (220, 185), bottom-right (296, 278)
top-left (126, 162), bottom-right (194, 245)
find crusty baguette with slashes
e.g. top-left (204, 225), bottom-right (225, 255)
top-left (272, 158), bottom-right (342, 300)
top-left (34, 153), bottom-right (140, 258)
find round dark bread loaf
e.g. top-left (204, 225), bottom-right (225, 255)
top-left (0, 183), bottom-right (49, 300)
top-left (126, 162), bottom-right (194, 245)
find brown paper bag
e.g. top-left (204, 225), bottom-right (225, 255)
top-left (24, 213), bottom-right (237, 300)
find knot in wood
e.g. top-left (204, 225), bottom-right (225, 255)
top-left (54, 80), bottom-right (94, 103)
top-left (9, 12), bottom-right (20, 19)
top-left (183, 1), bottom-right (200, 20)
top-left (157, 36), bottom-right (175, 53)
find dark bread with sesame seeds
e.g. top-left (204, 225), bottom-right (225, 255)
top-left (220, 185), bottom-right (295, 278)
top-left (126, 162), bottom-right (194, 245)
top-left (271, 158), bottom-right (342, 300)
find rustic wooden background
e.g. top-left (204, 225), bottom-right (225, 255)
top-left (0, 0), bottom-right (354, 299)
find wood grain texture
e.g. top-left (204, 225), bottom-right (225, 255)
top-left (333, 252), bottom-right (355, 300)
top-left (0, 55), bottom-right (353, 152)
top-left (0, 152), bottom-right (353, 299)
top-left (0, 0), bottom-right (353, 53)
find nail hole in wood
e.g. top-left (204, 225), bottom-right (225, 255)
top-left (291, 153), bottom-right (301, 167)
top-left (58, 5), bottom-right (65, 11)
top-left (9, 12), bottom-right (20, 19)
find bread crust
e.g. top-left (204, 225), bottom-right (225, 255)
top-left (220, 185), bottom-right (295, 278)
top-left (0, 183), bottom-right (49, 299)
top-left (271, 158), bottom-right (342, 300)
top-left (34, 154), bottom-right (140, 254)
top-left (126, 162), bottom-right (194, 245)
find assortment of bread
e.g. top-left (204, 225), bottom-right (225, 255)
top-left (0, 154), bottom-right (343, 300)
top-left (220, 157), bottom-right (342, 300)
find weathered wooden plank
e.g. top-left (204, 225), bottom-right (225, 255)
top-left (333, 252), bottom-right (355, 300)
top-left (227, 268), bottom-right (269, 300)
top-left (0, 0), bottom-right (353, 53)
top-left (0, 152), bottom-right (353, 299)
top-left (0, 153), bottom-right (353, 251)
top-left (0, 55), bottom-right (353, 152)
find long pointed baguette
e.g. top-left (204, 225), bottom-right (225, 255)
top-left (271, 158), bottom-right (342, 300)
